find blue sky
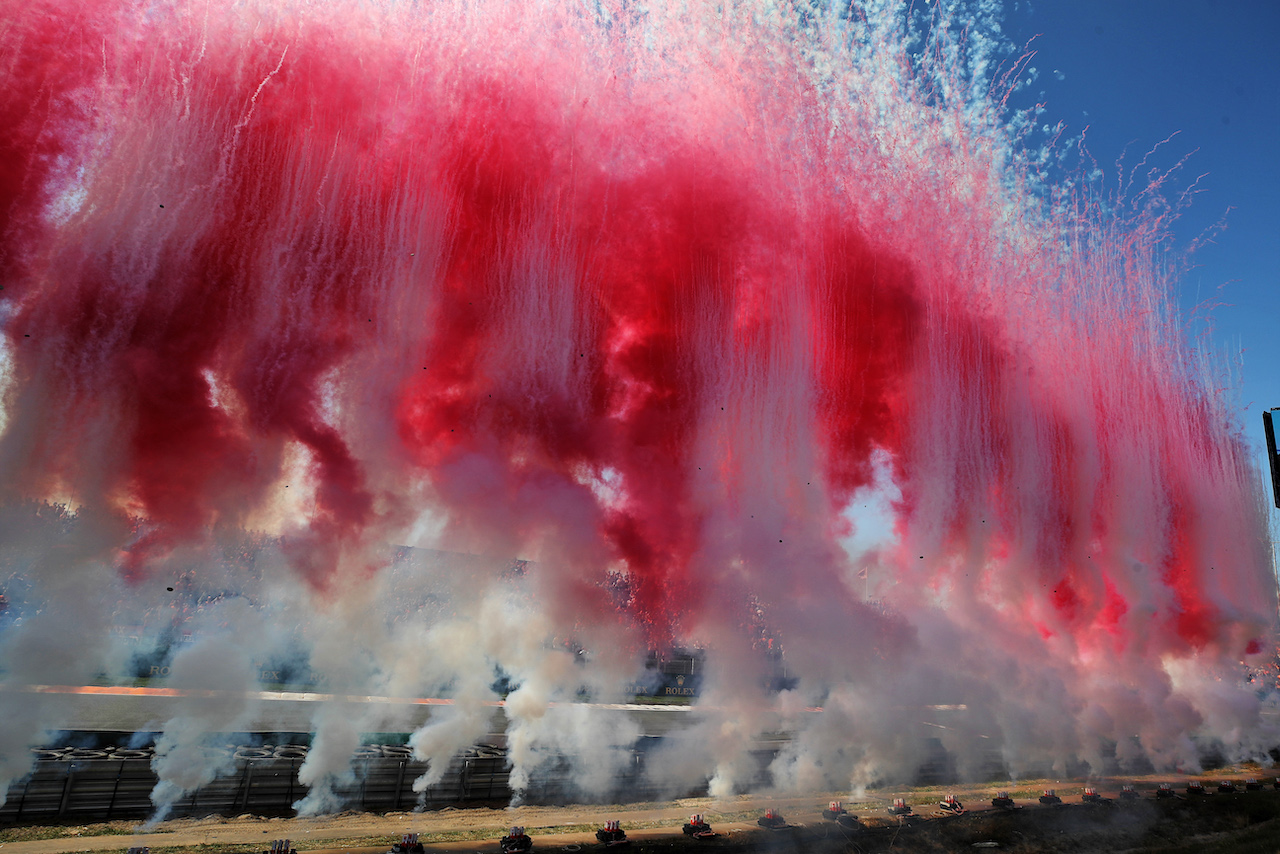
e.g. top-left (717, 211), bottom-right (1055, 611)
top-left (1002, 0), bottom-right (1280, 527)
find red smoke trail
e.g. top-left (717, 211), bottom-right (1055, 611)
top-left (0, 0), bottom-right (1273, 737)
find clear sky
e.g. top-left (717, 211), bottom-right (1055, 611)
top-left (1002, 0), bottom-right (1280, 534)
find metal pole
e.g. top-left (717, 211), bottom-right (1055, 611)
top-left (1264, 410), bottom-right (1280, 510)
top-left (57, 768), bottom-right (74, 817)
top-left (15, 774), bottom-right (30, 820)
top-left (393, 759), bottom-right (406, 809)
top-left (107, 760), bottom-right (124, 819)
top-left (239, 763), bottom-right (254, 812)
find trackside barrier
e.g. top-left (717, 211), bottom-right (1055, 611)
top-left (1, 738), bottom-right (1008, 822)
top-left (0, 742), bottom-right (693, 822)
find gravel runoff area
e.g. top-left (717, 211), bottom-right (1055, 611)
top-left (3, 765), bottom-right (1280, 854)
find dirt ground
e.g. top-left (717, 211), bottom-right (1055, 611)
top-left (3, 766), bottom-right (1280, 854)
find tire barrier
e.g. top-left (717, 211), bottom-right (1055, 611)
top-left (113, 750), bottom-right (153, 760)
top-left (30, 749), bottom-right (67, 761)
top-left (380, 745), bottom-right (414, 759)
top-left (233, 747), bottom-right (273, 761)
top-left (31, 748), bottom-right (114, 761)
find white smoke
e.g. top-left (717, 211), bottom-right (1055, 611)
top-left (0, 0), bottom-right (1274, 820)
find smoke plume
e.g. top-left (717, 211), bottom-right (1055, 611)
top-left (0, 0), bottom-right (1275, 812)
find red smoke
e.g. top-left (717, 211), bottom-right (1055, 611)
top-left (0, 0), bottom-right (1272, 664)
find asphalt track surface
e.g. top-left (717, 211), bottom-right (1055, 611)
top-left (2, 685), bottom-right (989, 749)
top-left (5, 684), bottom-right (714, 739)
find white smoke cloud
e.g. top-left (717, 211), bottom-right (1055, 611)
top-left (0, 0), bottom-right (1274, 820)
